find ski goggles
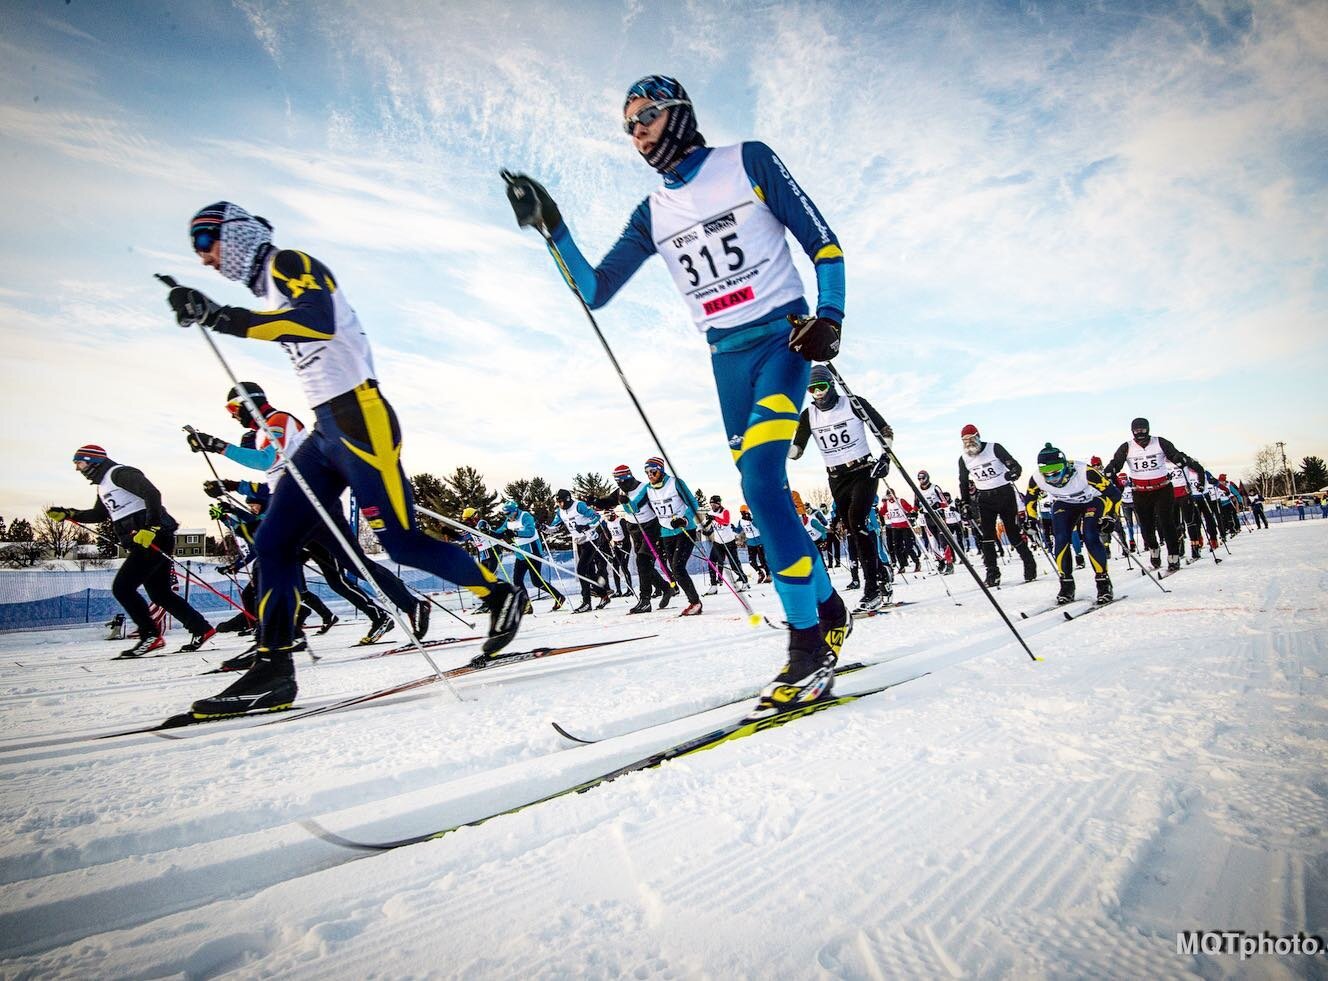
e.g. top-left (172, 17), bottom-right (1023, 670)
top-left (622, 99), bottom-right (689, 134)
top-left (191, 218), bottom-right (240, 253)
top-left (1038, 462), bottom-right (1068, 482)
top-left (807, 381), bottom-right (831, 394)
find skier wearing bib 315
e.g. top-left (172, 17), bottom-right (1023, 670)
top-left (504, 75), bottom-right (850, 715)
top-left (163, 202), bottom-right (523, 717)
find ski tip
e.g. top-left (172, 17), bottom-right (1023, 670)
top-left (550, 720), bottom-right (595, 744)
top-left (299, 818), bottom-right (395, 851)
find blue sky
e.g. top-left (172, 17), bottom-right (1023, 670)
top-left (2, 0), bottom-right (1325, 530)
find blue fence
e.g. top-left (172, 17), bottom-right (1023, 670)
top-left (0, 546), bottom-right (725, 632)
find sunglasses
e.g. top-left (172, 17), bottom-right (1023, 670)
top-left (1039, 463), bottom-right (1067, 478)
top-left (807, 382), bottom-right (830, 394)
top-left (191, 217), bottom-right (242, 253)
top-left (622, 99), bottom-right (689, 135)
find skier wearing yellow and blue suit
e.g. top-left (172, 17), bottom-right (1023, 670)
top-left (1024, 444), bottom-right (1122, 607)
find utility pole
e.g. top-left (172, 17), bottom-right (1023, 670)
top-left (1277, 441), bottom-right (1295, 497)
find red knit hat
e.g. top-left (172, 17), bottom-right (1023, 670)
top-left (73, 444), bottom-right (108, 462)
top-left (960, 424), bottom-right (979, 438)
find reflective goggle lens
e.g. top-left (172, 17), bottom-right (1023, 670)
top-left (192, 228), bottom-right (219, 252)
top-left (807, 382), bottom-right (830, 394)
top-left (622, 99), bottom-right (687, 135)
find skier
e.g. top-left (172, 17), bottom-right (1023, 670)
top-left (738, 504), bottom-right (769, 583)
top-left (789, 364), bottom-right (893, 611)
top-left (914, 471), bottom-right (955, 573)
top-left (549, 489), bottom-right (612, 613)
top-left (1024, 444), bottom-right (1121, 605)
top-left (500, 499), bottom-right (566, 612)
top-left (956, 424), bottom-right (1038, 586)
top-left (703, 495), bottom-right (750, 593)
top-left (190, 382), bottom-right (409, 645)
top-left (602, 509), bottom-right (635, 596)
top-left (1249, 491), bottom-right (1268, 529)
top-left (629, 458), bottom-right (703, 616)
top-left (1115, 473), bottom-right (1138, 551)
top-left (165, 202), bottom-right (523, 715)
top-left (503, 74), bottom-right (849, 712)
top-left (48, 445), bottom-right (215, 657)
top-left (1104, 417), bottom-right (1200, 573)
top-left (591, 465), bottom-right (671, 614)
top-left (880, 488), bottom-right (920, 573)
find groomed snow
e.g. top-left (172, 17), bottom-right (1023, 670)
top-left (0, 522), bottom-right (1324, 978)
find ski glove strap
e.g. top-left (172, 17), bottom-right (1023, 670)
top-left (787, 314), bottom-right (841, 362)
top-left (501, 170), bottom-right (562, 233)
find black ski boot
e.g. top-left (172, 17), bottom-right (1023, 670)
top-left (1075, 553), bottom-right (1085, 570)
top-left (572, 600), bottom-right (592, 614)
top-left (360, 610), bottom-right (394, 645)
top-left (817, 590), bottom-right (853, 658)
top-left (1149, 548), bottom-right (1162, 570)
top-left (215, 611), bottom-right (249, 633)
top-left (1167, 554), bottom-right (1181, 574)
top-left (627, 595), bottom-right (652, 615)
top-left (479, 582), bottom-right (525, 655)
top-left (1190, 543), bottom-right (1201, 560)
top-left (116, 634), bottom-right (164, 659)
top-left (218, 644), bottom-right (259, 673)
top-left (1095, 573), bottom-right (1113, 605)
top-left (845, 566), bottom-right (861, 590)
top-left (316, 614), bottom-right (339, 635)
top-left (595, 593), bottom-right (612, 610)
top-left (1056, 576), bottom-right (1076, 606)
top-left (411, 599), bottom-right (431, 640)
top-left (657, 586), bottom-right (677, 611)
top-left (984, 567), bottom-right (1001, 588)
top-left (191, 647), bottom-right (297, 717)
top-left (754, 625), bottom-right (836, 717)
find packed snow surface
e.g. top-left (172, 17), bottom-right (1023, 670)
top-left (0, 523), bottom-right (1324, 978)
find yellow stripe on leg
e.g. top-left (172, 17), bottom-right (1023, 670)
top-left (777, 556), bottom-right (813, 579)
top-left (340, 383), bottom-right (410, 530)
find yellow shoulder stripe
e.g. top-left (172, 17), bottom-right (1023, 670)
top-left (814, 245), bottom-right (844, 262)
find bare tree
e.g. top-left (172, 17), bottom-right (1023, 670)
top-left (804, 487), bottom-right (833, 511)
top-left (35, 511), bottom-right (80, 558)
top-left (1245, 444), bottom-right (1282, 498)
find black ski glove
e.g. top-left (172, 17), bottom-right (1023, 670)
top-left (167, 284), bottom-right (222, 328)
top-left (871, 455), bottom-right (891, 479)
top-left (203, 479), bottom-right (240, 498)
top-left (501, 170), bottom-right (562, 234)
top-left (187, 431), bottom-right (228, 454)
top-left (670, 516), bottom-right (689, 529)
top-left (787, 314), bottom-right (841, 362)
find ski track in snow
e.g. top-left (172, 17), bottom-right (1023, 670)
top-left (0, 524), bottom-right (1325, 978)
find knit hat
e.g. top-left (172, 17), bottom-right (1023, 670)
top-left (644, 456), bottom-right (666, 473)
top-left (190, 201), bottom-right (274, 291)
top-left (624, 75), bottom-right (704, 175)
top-left (612, 464), bottom-right (633, 481)
top-left (1037, 443), bottom-right (1066, 469)
top-left (960, 424), bottom-right (979, 438)
top-left (72, 444), bottom-right (108, 463)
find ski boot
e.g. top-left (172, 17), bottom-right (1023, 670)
top-left (411, 600), bottom-right (431, 640)
top-left (1167, 554), bottom-right (1181, 574)
top-left (703, 582), bottom-right (719, 596)
top-left (754, 625), bottom-right (836, 717)
top-left (551, 596), bottom-right (566, 612)
top-left (679, 601), bottom-right (703, 617)
top-left (658, 586), bottom-right (677, 611)
top-left (1209, 538), bottom-right (1219, 552)
top-left (571, 600), bottom-right (592, 614)
top-left (818, 591), bottom-right (853, 658)
top-left (177, 627), bottom-right (217, 653)
top-left (1190, 542), bottom-right (1201, 560)
top-left (854, 593), bottom-right (884, 615)
top-left (479, 582), bottom-right (525, 655)
top-left (218, 644), bottom-right (259, 673)
top-left (522, 600), bottom-right (535, 616)
top-left (1056, 576), bottom-right (1076, 606)
top-left (215, 611), bottom-right (248, 633)
top-left (116, 634), bottom-right (164, 659)
top-left (983, 567), bottom-right (1001, 588)
top-left (845, 574), bottom-right (861, 590)
top-left (360, 611), bottom-right (394, 645)
top-left (595, 593), bottom-right (612, 610)
top-left (627, 595), bottom-right (652, 615)
top-left (1095, 573), bottom-right (1113, 605)
top-left (1075, 553), bottom-right (1085, 570)
top-left (316, 614), bottom-right (339, 636)
top-left (191, 645), bottom-right (298, 717)
top-left (1129, 539), bottom-right (1137, 553)
top-left (1149, 548), bottom-right (1162, 570)
top-left (1022, 552), bottom-right (1038, 583)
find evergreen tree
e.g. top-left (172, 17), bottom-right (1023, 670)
top-left (503, 476), bottom-right (556, 525)
top-left (444, 466), bottom-right (499, 524)
top-left (572, 472), bottom-right (612, 501)
top-left (5, 518), bottom-right (34, 542)
top-left (1298, 455), bottom-right (1327, 493)
top-left (96, 519), bottom-right (117, 557)
top-left (411, 472), bottom-right (451, 538)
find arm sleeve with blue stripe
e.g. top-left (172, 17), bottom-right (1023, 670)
top-left (547, 200), bottom-right (656, 310)
top-left (222, 440), bottom-right (278, 471)
top-left (741, 142), bottom-right (845, 321)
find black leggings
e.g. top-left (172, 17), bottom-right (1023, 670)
top-left (113, 535), bottom-right (210, 637)
top-left (514, 550), bottom-right (564, 601)
top-left (975, 484), bottom-right (1035, 574)
top-left (626, 521), bottom-right (667, 598)
top-left (1133, 486), bottom-right (1181, 556)
top-left (829, 467), bottom-right (880, 597)
top-left (303, 540), bottom-right (384, 618)
top-left (575, 535), bottom-right (610, 602)
top-left (661, 534), bottom-right (700, 603)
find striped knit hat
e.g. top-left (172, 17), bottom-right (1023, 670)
top-left (643, 456), bottom-right (666, 474)
top-left (72, 444), bottom-right (108, 463)
top-left (612, 464), bottom-right (633, 481)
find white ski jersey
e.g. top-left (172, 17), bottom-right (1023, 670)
top-left (806, 397), bottom-right (870, 467)
top-left (651, 144), bottom-right (806, 333)
top-left (1031, 461), bottom-right (1100, 505)
top-left (644, 476), bottom-right (693, 528)
top-left (739, 517), bottom-right (760, 541)
top-left (619, 492), bottom-right (657, 525)
top-left (917, 483), bottom-right (946, 512)
top-left (962, 442), bottom-right (1012, 490)
top-left (554, 502), bottom-right (599, 544)
top-left (260, 253), bottom-right (378, 408)
top-left (882, 498), bottom-right (910, 527)
top-left (1183, 466), bottom-right (1204, 495)
top-left (709, 508), bottom-right (738, 544)
top-left (1125, 437), bottom-right (1170, 491)
top-left (1120, 483), bottom-right (1134, 505)
top-left (97, 466), bottom-right (147, 522)
top-left (606, 517), bottom-right (626, 543)
top-left (505, 515), bottom-right (538, 547)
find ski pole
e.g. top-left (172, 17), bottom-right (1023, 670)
top-left (158, 279), bottom-right (458, 698)
top-left (820, 359), bottom-right (1039, 661)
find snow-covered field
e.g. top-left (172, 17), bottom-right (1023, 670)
top-left (1, 523), bottom-right (1324, 979)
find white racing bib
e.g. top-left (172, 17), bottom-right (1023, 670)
top-left (964, 443), bottom-right (1010, 490)
top-left (651, 144), bottom-right (805, 333)
top-left (1031, 461), bottom-right (1100, 505)
top-left (98, 466), bottom-right (147, 522)
top-left (1126, 437), bottom-right (1169, 491)
top-left (645, 477), bottom-right (690, 525)
top-left (808, 398), bottom-right (869, 467)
